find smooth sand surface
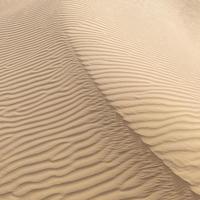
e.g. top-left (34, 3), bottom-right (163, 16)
top-left (0, 0), bottom-right (200, 199)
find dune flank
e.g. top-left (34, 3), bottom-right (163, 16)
top-left (0, 0), bottom-right (200, 199)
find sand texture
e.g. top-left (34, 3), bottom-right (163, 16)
top-left (0, 0), bottom-right (200, 199)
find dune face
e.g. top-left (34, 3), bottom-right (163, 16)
top-left (0, 1), bottom-right (200, 200)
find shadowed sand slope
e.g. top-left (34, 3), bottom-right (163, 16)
top-left (0, 0), bottom-right (200, 199)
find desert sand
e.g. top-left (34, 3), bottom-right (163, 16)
top-left (0, 0), bottom-right (200, 199)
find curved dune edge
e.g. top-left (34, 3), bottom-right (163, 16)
top-left (0, 0), bottom-right (199, 199)
top-left (58, 0), bottom-right (200, 197)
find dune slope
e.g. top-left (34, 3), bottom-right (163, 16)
top-left (0, 0), bottom-right (200, 199)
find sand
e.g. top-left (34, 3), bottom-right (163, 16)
top-left (0, 0), bottom-right (200, 199)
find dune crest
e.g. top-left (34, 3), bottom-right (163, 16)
top-left (59, 0), bottom-right (200, 196)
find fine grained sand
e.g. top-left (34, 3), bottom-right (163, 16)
top-left (0, 0), bottom-right (200, 199)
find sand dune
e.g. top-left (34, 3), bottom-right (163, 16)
top-left (0, 0), bottom-right (200, 199)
